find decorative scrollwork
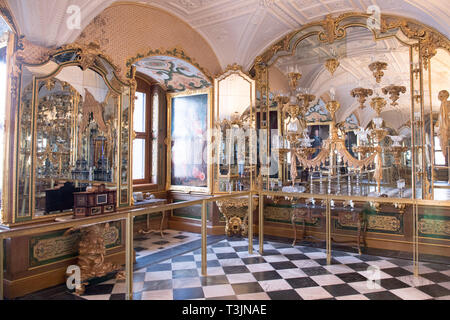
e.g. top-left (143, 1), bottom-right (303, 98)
top-left (318, 14), bottom-right (346, 44)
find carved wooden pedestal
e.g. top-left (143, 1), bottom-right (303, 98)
top-left (73, 223), bottom-right (124, 294)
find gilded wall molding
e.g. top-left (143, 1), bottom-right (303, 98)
top-left (0, 0), bottom-right (19, 34)
top-left (215, 63), bottom-right (252, 81)
top-left (252, 12), bottom-right (450, 69)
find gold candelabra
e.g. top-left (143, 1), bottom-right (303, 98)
top-left (368, 61), bottom-right (388, 83)
top-left (351, 88), bottom-right (373, 109)
top-left (382, 85), bottom-right (407, 106)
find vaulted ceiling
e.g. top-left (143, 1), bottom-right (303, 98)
top-left (6, 0), bottom-right (450, 70)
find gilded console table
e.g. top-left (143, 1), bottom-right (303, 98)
top-left (216, 196), bottom-right (259, 237)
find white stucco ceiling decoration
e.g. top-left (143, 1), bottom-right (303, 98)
top-left (6, 0), bottom-right (450, 70)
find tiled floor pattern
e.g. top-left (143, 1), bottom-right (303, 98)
top-left (134, 229), bottom-right (201, 261)
top-left (79, 238), bottom-right (450, 300)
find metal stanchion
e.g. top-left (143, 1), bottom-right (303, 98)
top-left (259, 193), bottom-right (264, 255)
top-left (326, 199), bottom-right (331, 265)
top-left (201, 200), bottom-right (207, 276)
top-left (248, 192), bottom-right (253, 254)
top-left (125, 214), bottom-right (134, 300)
top-left (413, 202), bottom-right (419, 277)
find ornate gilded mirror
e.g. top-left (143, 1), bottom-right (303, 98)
top-left (252, 13), bottom-right (449, 201)
top-left (11, 45), bottom-right (133, 223)
top-left (214, 65), bottom-right (256, 193)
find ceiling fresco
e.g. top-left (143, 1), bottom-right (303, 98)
top-left (134, 55), bottom-right (211, 92)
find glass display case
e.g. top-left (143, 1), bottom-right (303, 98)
top-left (8, 45), bottom-right (134, 223)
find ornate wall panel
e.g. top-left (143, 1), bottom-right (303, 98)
top-left (29, 221), bottom-right (122, 268)
top-left (418, 215), bottom-right (450, 240)
top-left (335, 211), bottom-right (403, 235)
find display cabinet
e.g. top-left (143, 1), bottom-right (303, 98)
top-left (3, 44), bottom-right (135, 225)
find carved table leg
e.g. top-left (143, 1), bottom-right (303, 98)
top-left (302, 218), bottom-right (306, 241)
top-left (357, 218), bottom-right (362, 255)
top-left (291, 213), bottom-right (298, 246)
top-left (160, 211), bottom-right (166, 238)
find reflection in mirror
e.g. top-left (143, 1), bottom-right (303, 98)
top-left (214, 68), bottom-right (256, 193)
top-left (268, 26), bottom-right (420, 199)
top-left (0, 17), bottom-right (11, 220)
top-left (17, 66), bottom-right (34, 218)
top-left (429, 48), bottom-right (450, 200)
top-left (120, 87), bottom-right (130, 205)
top-left (13, 52), bottom-right (128, 219)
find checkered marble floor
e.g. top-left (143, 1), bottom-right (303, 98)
top-left (79, 238), bottom-right (450, 300)
top-left (134, 229), bottom-right (201, 260)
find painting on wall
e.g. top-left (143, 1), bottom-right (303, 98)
top-left (168, 89), bottom-right (211, 192)
top-left (134, 56), bottom-right (211, 92)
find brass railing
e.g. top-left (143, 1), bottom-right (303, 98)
top-left (0, 191), bottom-right (254, 300)
top-left (0, 190), bottom-right (449, 300)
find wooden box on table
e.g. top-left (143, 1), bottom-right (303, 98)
top-left (73, 185), bottom-right (117, 217)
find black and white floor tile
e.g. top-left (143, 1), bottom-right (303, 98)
top-left (134, 229), bottom-right (201, 260)
top-left (78, 235), bottom-right (450, 301)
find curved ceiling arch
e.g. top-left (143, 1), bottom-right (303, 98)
top-left (6, 1), bottom-right (449, 70)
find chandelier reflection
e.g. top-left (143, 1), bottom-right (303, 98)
top-left (274, 61), bottom-right (408, 196)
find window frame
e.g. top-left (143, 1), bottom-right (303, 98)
top-left (434, 135), bottom-right (446, 166)
top-left (133, 76), bottom-right (153, 185)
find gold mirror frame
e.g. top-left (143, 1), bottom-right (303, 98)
top-left (214, 64), bottom-right (256, 194)
top-left (250, 12), bottom-right (450, 201)
top-left (3, 42), bottom-right (135, 225)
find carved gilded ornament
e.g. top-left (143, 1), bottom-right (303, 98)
top-left (419, 218), bottom-right (450, 237)
top-left (216, 197), bottom-right (258, 237)
top-left (338, 214), bottom-right (401, 233)
top-left (253, 13), bottom-right (450, 68)
top-left (318, 14), bottom-right (346, 44)
top-left (368, 61), bottom-right (388, 83)
top-left (382, 85), bottom-right (407, 106)
top-left (325, 58), bottom-right (340, 76)
top-left (351, 88), bottom-right (373, 109)
top-left (370, 97), bottom-right (387, 116)
top-left (74, 223), bottom-right (122, 293)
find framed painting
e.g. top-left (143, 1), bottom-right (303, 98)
top-left (167, 88), bottom-right (212, 193)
